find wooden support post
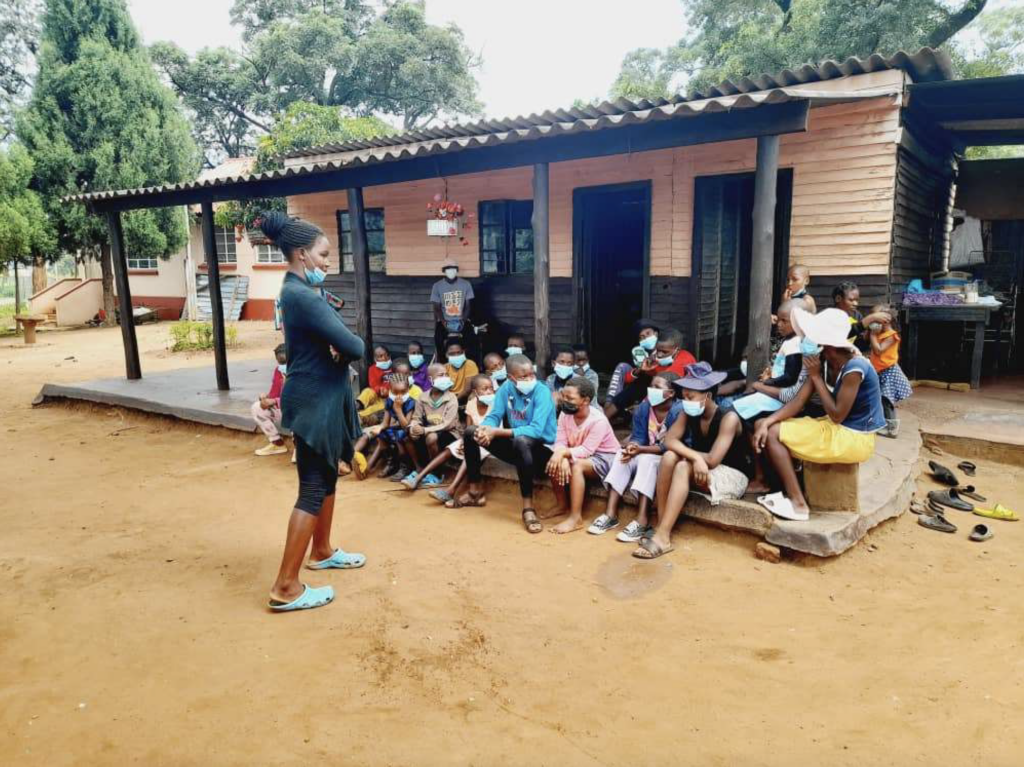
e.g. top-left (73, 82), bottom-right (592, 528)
top-left (106, 211), bottom-right (142, 380)
top-left (13, 259), bottom-right (20, 315)
top-left (347, 187), bottom-right (374, 374)
top-left (747, 135), bottom-right (780, 384)
top-left (200, 201), bottom-right (230, 391)
top-left (532, 162), bottom-right (551, 375)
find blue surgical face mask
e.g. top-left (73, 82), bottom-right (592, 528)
top-left (506, 346), bottom-right (524, 357)
top-left (515, 378), bottom-right (538, 396)
top-left (478, 393), bottom-right (495, 406)
top-left (868, 322), bottom-right (883, 332)
top-left (639, 335), bottom-right (658, 352)
top-left (277, 363), bottom-right (287, 375)
top-left (448, 354), bottom-right (467, 369)
top-left (444, 268), bottom-right (458, 280)
top-left (800, 338), bottom-right (821, 356)
top-left (740, 360), bottom-right (748, 376)
top-left (304, 267), bottom-right (326, 286)
top-left (491, 367), bottom-right (507, 382)
top-left (432, 376), bottom-right (454, 392)
top-left (375, 359), bottom-right (392, 371)
top-left (657, 353), bottom-right (675, 367)
top-left (647, 388), bottom-right (667, 407)
top-left (682, 399), bottom-right (706, 417)
top-left (554, 363), bottom-right (574, 380)
top-left (577, 363), bottom-right (590, 373)
top-left (408, 354), bottom-right (424, 369)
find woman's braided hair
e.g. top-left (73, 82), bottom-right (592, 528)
top-left (258, 211), bottom-right (324, 260)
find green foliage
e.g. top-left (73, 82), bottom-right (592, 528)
top-left (169, 320), bottom-right (239, 352)
top-left (0, 142), bottom-right (55, 266)
top-left (613, 0), bottom-right (992, 100)
top-left (214, 101), bottom-right (393, 229)
top-left (153, 0), bottom-right (480, 164)
top-left (0, 0), bottom-right (43, 138)
top-left (16, 0), bottom-right (199, 264)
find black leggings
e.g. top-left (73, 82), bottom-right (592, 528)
top-left (463, 426), bottom-right (548, 499)
top-left (294, 437), bottom-right (337, 515)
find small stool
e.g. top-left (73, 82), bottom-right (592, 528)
top-left (803, 462), bottom-right (860, 512)
top-left (14, 314), bottom-right (47, 345)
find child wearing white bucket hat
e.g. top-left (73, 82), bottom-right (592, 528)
top-left (752, 308), bottom-right (886, 522)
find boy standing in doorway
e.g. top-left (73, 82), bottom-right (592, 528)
top-left (431, 259), bottom-right (474, 362)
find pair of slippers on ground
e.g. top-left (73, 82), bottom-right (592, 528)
top-left (756, 492), bottom-right (808, 521)
top-left (915, 460), bottom-right (1018, 538)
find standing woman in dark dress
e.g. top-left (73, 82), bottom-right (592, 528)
top-left (261, 211), bottom-right (367, 612)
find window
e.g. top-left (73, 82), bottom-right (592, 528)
top-left (214, 226), bottom-right (237, 264)
top-left (479, 200), bottom-right (534, 275)
top-left (256, 243), bottom-right (285, 264)
top-left (338, 208), bottom-right (386, 272)
top-left (127, 256), bottom-right (158, 270)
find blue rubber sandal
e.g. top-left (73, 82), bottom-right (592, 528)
top-left (430, 489), bottom-right (453, 503)
top-left (268, 584), bottom-right (334, 612)
top-left (420, 473), bottom-right (443, 488)
top-left (307, 548), bottom-right (366, 570)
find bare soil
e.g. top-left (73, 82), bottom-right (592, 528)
top-left (2, 323), bottom-right (1023, 766)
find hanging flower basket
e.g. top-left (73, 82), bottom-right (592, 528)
top-left (426, 193), bottom-right (472, 244)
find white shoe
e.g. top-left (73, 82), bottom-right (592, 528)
top-left (255, 443), bottom-right (288, 457)
top-left (757, 492), bottom-right (809, 522)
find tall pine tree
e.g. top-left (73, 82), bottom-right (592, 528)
top-left (18, 0), bottom-right (198, 322)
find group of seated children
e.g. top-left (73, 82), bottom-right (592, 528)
top-left (253, 264), bottom-right (908, 559)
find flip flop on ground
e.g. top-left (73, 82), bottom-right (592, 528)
top-left (429, 488), bottom-right (453, 504)
top-left (969, 524), bottom-right (993, 542)
top-left (633, 537), bottom-right (675, 559)
top-left (957, 461), bottom-right (977, 477)
top-left (928, 461), bottom-right (959, 486)
top-left (927, 488), bottom-right (974, 512)
top-left (918, 513), bottom-right (957, 534)
top-left (973, 503), bottom-right (1019, 522)
top-left (446, 491), bottom-right (487, 509)
top-left (268, 584), bottom-right (335, 612)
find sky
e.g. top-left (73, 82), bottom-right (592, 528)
top-left (126, 0), bottom-right (688, 121)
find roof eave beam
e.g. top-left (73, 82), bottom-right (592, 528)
top-left (87, 100), bottom-right (810, 214)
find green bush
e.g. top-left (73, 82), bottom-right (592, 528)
top-left (170, 321), bottom-right (239, 352)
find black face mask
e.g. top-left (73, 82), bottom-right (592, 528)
top-left (561, 402), bottom-right (580, 414)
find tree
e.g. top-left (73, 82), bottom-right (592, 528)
top-left (17, 0), bottom-right (199, 323)
top-left (153, 0), bottom-right (481, 165)
top-left (0, 0), bottom-right (43, 139)
top-left (214, 101), bottom-right (393, 229)
top-left (0, 143), bottom-right (55, 281)
top-left (613, 0), bottom-right (991, 100)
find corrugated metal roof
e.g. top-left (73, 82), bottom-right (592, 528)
top-left (65, 85), bottom-right (900, 204)
top-left (282, 47), bottom-right (951, 161)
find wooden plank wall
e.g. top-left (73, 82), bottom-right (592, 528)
top-left (889, 146), bottom-right (955, 295)
top-left (320, 273), bottom-right (573, 357)
top-left (289, 90), bottom-right (902, 284)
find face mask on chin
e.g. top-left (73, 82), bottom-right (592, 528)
top-left (304, 266), bottom-right (326, 286)
top-left (639, 335), bottom-right (658, 352)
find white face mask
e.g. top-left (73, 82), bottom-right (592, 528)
top-left (444, 268), bottom-right (458, 280)
top-left (740, 360), bottom-right (748, 376)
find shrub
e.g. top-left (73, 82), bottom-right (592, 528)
top-left (170, 321), bottom-right (239, 352)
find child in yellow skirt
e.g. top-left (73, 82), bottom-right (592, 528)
top-left (753, 308), bottom-right (885, 521)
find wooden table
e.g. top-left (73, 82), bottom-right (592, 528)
top-left (902, 304), bottom-right (994, 389)
top-left (14, 314), bottom-right (47, 345)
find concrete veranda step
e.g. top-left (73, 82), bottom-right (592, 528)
top-left (479, 412), bottom-right (922, 557)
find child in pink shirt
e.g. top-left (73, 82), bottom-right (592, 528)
top-left (545, 376), bottom-right (620, 534)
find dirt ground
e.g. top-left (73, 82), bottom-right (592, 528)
top-left (2, 323), bottom-right (1023, 766)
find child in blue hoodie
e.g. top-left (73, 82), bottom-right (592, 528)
top-left (451, 354), bottom-right (557, 534)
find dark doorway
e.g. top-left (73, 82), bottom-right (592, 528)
top-left (573, 182), bottom-right (651, 372)
top-left (691, 170), bottom-right (793, 366)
